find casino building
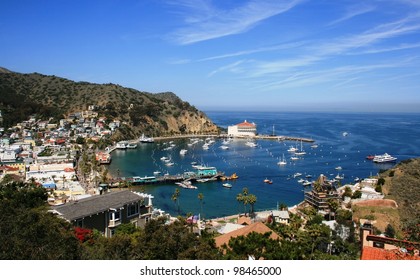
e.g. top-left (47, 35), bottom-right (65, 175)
top-left (227, 120), bottom-right (257, 137)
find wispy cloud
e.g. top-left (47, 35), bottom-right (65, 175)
top-left (327, 4), bottom-right (376, 26)
top-left (197, 41), bottom-right (306, 61)
top-left (169, 0), bottom-right (304, 45)
top-left (207, 60), bottom-right (247, 77)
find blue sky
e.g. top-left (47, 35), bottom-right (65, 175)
top-left (1, 0), bottom-right (420, 112)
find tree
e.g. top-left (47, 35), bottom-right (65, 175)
top-left (172, 188), bottom-right (181, 215)
top-left (198, 193), bottom-right (204, 219)
top-left (385, 224), bottom-right (396, 238)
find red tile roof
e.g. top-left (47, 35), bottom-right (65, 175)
top-left (215, 222), bottom-right (280, 248)
top-left (361, 246), bottom-right (420, 260)
top-left (236, 120), bottom-right (256, 127)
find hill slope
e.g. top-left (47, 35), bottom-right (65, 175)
top-left (0, 70), bottom-right (219, 137)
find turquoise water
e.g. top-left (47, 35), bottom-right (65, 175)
top-left (107, 111), bottom-right (420, 219)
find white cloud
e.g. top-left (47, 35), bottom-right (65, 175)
top-left (169, 0), bottom-right (304, 45)
top-left (327, 4), bottom-right (376, 26)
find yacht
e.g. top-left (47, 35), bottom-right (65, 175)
top-left (180, 149), bottom-right (188, 156)
top-left (222, 183), bottom-right (232, 189)
top-left (373, 153), bottom-right (397, 163)
top-left (277, 154), bottom-right (287, 165)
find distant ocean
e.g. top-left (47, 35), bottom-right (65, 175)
top-left (107, 111), bottom-right (420, 219)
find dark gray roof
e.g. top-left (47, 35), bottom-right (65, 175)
top-left (52, 190), bottom-right (143, 221)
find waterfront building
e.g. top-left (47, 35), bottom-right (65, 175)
top-left (96, 151), bottom-right (112, 164)
top-left (51, 190), bottom-right (154, 237)
top-left (227, 120), bottom-right (257, 137)
top-left (304, 174), bottom-right (340, 212)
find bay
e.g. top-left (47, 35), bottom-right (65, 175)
top-left (107, 111), bottom-right (420, 219)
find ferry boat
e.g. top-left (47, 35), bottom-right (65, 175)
top-left (372, 153), bottom-right (397, 163)
top-left (131, 176), bottom-right (157, 185)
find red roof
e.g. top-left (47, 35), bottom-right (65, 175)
top-left (236, 120), bottom-right (255, 127)
top-left (361, 246), bottom-right (420, 260)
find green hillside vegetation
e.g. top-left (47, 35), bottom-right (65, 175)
top-left (0, 68), bottom-right (219, 137)
top-left (379, 158), bottom-right (420, 241)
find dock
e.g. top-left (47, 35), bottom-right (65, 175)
top-left (109, 171), bottom-right (226, 187)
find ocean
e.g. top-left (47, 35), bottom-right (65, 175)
top-left (107, 111), bottom-right (420, 219)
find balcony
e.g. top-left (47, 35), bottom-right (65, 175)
top-left (108, 219), bottom-right (121, 228)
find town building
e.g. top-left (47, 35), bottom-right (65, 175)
top-left (360, 221), bottom-right (420, 260)
top-left (51, 190), bottom-right (154, 237)
top-left (304, 174), bottom-right (341, 212)
top-left (227, 120), bottom-right (257, 137)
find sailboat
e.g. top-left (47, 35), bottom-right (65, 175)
top-left (294, 140), bottom-right (306, 156)
top-left (277, 154), bottom-right (287, 165)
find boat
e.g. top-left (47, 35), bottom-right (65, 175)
top-left (294, 140), bottom-right (306, 155)
top-left (342, 132), bottom-right (349, 137)
top-left (153, 171), bottom-right (161, 175)
top-left (180, 149), bottom-right (188, 156)
top-left (245, 141), bottom-right (258, 148)
top-left (293, 172), bottom-right (302, 178)
top-left (366, 155), bottom-right (375, 160)
top-left (230, 173), bottom-right (239, 179)
top-left (335, 166), bottom-right (342, 170)
top-left (220, 145), bottom-right (229, 150)
top-left (127, 143), bottom-right (137, 149)
top-left (302, 180), bottom-right (312, 186)
top-left (335, 173), bottom-right (344, 180)
top-left (263, 178), bottom-right (273, 184)
top-left (116, 141), bottom-right (128, 149)
top-left (139, 133), bottom-right (154, 143)
top-left (372, 153), bottom-right (397, 163)
top-left (287, 145), bottom-right (298, 152)
top-left (165, 162), bottom-right (174, 166)
top-left (277, 154), bottom-right (287, 165)
top-left (310, 144), bottom-right (318, 148)
top-left (222, 183), bottom-right (232, 188)
top-left (290, 156), bottom-right (299, 161)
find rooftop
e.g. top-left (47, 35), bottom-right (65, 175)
top-left (52, 190), bottom-right (145, 221)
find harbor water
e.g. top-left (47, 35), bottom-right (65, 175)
top-left (107, 111), bottom-right (420, 219)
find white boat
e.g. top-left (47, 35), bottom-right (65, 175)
top-left (335, 173), bottom-right (344, 180)
top-left (139, 133), bottom-right (154, 143)
top-left (220, 145), bottom-right (229, 150)
top-left (165, 162), bottom-right (174, 166)
top-left (290, 156), bottom-right (299, 161)
top-left (372, 153), bottom-right (397, 163)
top-left (116, 141), bottom-right (128, 149)
top-left (202, 144), bottom-right (209, 150)
top-left (310, 144), bottom-right (318, 148)
top-left (335, 166), bottom-right (342, 170)
top-left (222, 183), bottom-right (232, 188)
top-left (293, 172), bottom-right (302, 178)
top-left (277, 154), bottom-right (287, 165)
top-left (294, 140), bottom-right (306, 155)
top-left (287, 145), bottom-right (298, 152)
top-left (302, 180), bottom-right (312, 186)
top-left (180, 149), bottom-right (188, 156)
top-left (245, 141), bottom-right (258, 148)
top-left (160, 156), bottom-right (169, 161)
top-left (153, 171), bottom-right (161, 175)
top-left (127, 143), bottom-right (137, 149)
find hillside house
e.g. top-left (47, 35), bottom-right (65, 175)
top-left (51, 190), bottom-right (154, 237)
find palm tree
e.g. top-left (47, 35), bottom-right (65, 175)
top-left (198, 193), bottom-right (204, 220)
top-left (247, 194), bottom-right (257, 215)
top-left (172, 188), bottom-right (181, 215)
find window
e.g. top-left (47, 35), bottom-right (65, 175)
top-left (127, 203), bottom-right (139, 217)
top-left (109, 210), bottom-right (121, 221)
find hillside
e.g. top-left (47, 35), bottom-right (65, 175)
top-left (365, 158), bottom-right (420, 240)
top-left (0, 68), bottom-right (219, 138)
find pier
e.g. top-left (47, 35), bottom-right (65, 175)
top-left (109, 171), bottom-right (226, 187)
